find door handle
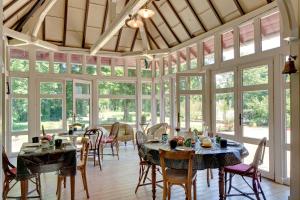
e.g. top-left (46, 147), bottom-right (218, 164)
top-left (239, 114), bottom-right (242, 126)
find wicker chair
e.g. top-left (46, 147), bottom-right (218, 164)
top-left (146, 123), bottom-right (168, 139)
top-left (224, 137), bottom-right (267, 200)
top-left (2, 147), bottom-right (41, 199)
top-left (100, 122), bottom-right (120, 160)
top-left (159, 149), bottom-right (197, 200)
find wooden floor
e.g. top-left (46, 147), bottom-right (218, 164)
top-left (9, 144), bottom-right (289, 200)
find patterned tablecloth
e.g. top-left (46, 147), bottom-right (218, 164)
top-left (17, 143), bottom-right (77, 181)
top-left (140, 141), bottom-right (249, 170)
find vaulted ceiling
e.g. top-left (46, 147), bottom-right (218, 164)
top-left (3, 0), bottom-right (274, 53)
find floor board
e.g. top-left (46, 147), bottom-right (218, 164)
top-left (9, 145), bottom-right (290, 200)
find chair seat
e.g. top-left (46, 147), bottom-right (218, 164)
top-left (101, 137), bottom-right (115, 143)
top-left (166, 169), bottom-right (197, 183)
top-left (224, 163), bottom-right (254, 175)
top-left (10, 167), bottom-right (17, 175)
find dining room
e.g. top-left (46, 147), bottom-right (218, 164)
top-left (0, 0), bottom-right (300, 199)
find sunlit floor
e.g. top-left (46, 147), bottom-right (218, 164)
top-left (9, 144), bottom-right (289, 200)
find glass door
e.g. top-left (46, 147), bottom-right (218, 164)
top-left (176, 73), bottom-right (204, 132)
top-left (72, 80), bottom-right (92, 129)
top-left (238, 61), bottom-right (274, 179)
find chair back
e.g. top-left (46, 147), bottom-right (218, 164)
top-left (80, 137), bottom-right (90, 167)
top-left (136, 131), bottom-right (147, 148)
top-left (146, 123), bottom-right (168, 139)
top-left (84, 128), bottom-right (103, 150)
top-left (109, 122), bottom-right (120, 139)
top-left (2, 146), bottom-right (16, 177)
top-left (251, 137), bottom-right (267, 169)
top-left (159, 149), bottom-right (195, 183)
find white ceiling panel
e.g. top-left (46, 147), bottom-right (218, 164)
top-left (48, 0), bottom-right (65, 18)
top-left (173, 24), bottom-right (189, 42)
top-left (90, 0), bottom-right (106, 6)
top-left (200, 10), bottom-right (220, 30)
top-left (179, 8), bottom-right (203, 35)
top-left (239, 0), bottom-right (267, 13)
top-left (65, 31), bottom-right (83, 47)
top-left (67, 7), bottom-right (85, 31)
top-left (69, 0), bottom-right (86, 9)
top-left (45, 16), bottom-right (64, 41)
top-left (189, 0), bottom-right (210, 15)
top-left (87, 4), bottom-right (105, 28)
top-left (169, 0), bottom-right (187, 12)
top-left (85, 27), bottom-right (101, 45)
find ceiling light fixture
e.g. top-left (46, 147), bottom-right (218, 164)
top-left (138, 6), bottom-right (155, 18)
top-left (282, 55), bottom-right (298, 74)
top-left (125, 15), bottom-right (143, 28)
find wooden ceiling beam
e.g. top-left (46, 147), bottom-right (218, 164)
top-left (102, 0), bottom-right (109, 34)
top-left (31, 0), bottom-right (58, 37)
top-left (139, 19), bottom-right (151, 50)
top-left (4, 0), bottom-right (17, 11)
top-left (166, 0), bottom-right (192, 38)
top-left (233, 0), bottom-right (245, 15)
top-left (206, 0), bottom-right (223, 24)
top-left (115, 0), bottom-right (129, 52)
top-left (184, 0), bottom-right (207, 32)
top-left (90, 0), bottom-right (149, 55)
top-left (130, 29), bottom-right (138, 51)
top-left (151, 1), bottom-right (181, 43)
top-left (63, 0), bottom-right (68, 46)
top-left (148, 18), bottom-right (170, 48)
top-left (4, 0), bottom-right (35, 25)
top-left (82, 0), bottom-right (90, 48)
top-left (143, 19), bottom-right (159, 49)
top-left (14, 0), bottom-right (46, 32)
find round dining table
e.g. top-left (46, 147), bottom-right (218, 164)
top-left (139, 140), bottom-right (248, 200)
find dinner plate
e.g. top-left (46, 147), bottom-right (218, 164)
top-left (147, 139), bottom-right (160, 143)
top-left (23, 147), bottom-right (37, 153)
top-left (23, 143), bottom-right (41, 147)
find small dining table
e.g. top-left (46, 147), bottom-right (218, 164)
top-left (140, 140), bottom-right (248, 200)
top-left (17, 142), bottom-right (77, 200)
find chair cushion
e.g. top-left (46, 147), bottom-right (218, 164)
top-left (10, 167), bottom-right (17, 175)
top-left (224, 163), bottom-right (254, 175)
top-left (166, 169), bottom-right (197, 183)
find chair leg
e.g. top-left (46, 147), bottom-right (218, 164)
top-left (143, 165), bottom-right (151, 184)
top-left (116, 143), bottom-right (119, 160)
top-left (252, 177), bottom-right (260, 200)
top-left (186, 184), bottom-right (192, 200)
top-left (81, 169), bottom-right (89, 198)
top-left (257, 179), bottom-right (266, 200)
top-left (207, 169), bottom-right (210, 187)
top-left (111, 144), bottom-right (114, 157)
top-left (228, 173), bottom-right (233, 194)
top-left (210, 168), bottom-right (213, 179)
top-left (162, 181), bottom-right (167, 200)
top-left (57, 176), bottom-right (62, 200)
top-left (193, 179), bottom-right (197, 200)
top-left (97, 148), bottom-right (102, 171)
top-left (3, 179), bottom-right (9, 199)
top-left (167, 183), bottom-right (171, 200)
top-left (93, 149), bottom-right (96, 166)
top-left (135, 165), bottom-right (144, 194)
top-left (63, 177), bottom-right (66, 188)
top-left (224, 172), bottom-right (227, 196)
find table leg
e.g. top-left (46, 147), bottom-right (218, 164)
top-left (70, 175), bottom-right (75, 200)
top-left (219, 167), bottom-right (225, 200)
top-left (20, 180), bottom-right (28, 200)
top-left (151, 164), bottom-right (156, 200)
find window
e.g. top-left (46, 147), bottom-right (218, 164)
top-left (239, 22), bottom-right (255, 56)
top-left (214, 71), bottom-right (235, 135)
top-left (142, 82), bottom-right (152, 122)
top-left (114, 58), bottom-right (125, 76)
top-left (10, 77), bottom-right (29, 153)
top-left (163, 57), bottom-right (169, 75)
top-left (155, 82), bottom-right (161, 123)
top-left (39, 82), bottom-right (64, 130)
top-left (203, 37), bottom-right (214, 65)
top-left (241, 65), bottom-right (269, 140)
top-left (36, 51), bottom-right (50, 73)
top-left (99, 81), bottom-right (136, 125)
top-left (154, 61), bottom-right (160, 78)
top-left (170, 54), bottom-right (177, 74)
top-left (222, 30), bottom-right (234, 61)
top-left (127, 58), bottom-right (137, 77)
top-left (261, 11), bottom-right (280, 51)
top-left (163, 80), bottom-right (171, 124)
top-left (86, 56), bottom-right (97, 75)
top-left (189, 45), bottom-right (198, 69)
top-left (101, 57), bottom-right (112, 76)
top-left (178, 49), bottom-right (187, 72)
top-left (11, 77), bottom-right (28, 132)
top-left (10, 49), bottom-right (29, 72)
top-left (141, 60), bottom-right (152, 78)
top-left (71, 54), bottom-right (83, 74)
top-left (54, 53), bottom-right (67, 73)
